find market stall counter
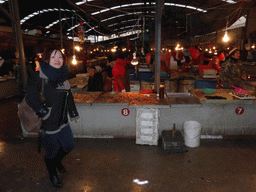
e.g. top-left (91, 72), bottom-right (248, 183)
top-left (159, 89), bottom-right (256, 137)
top-left (70, 92), bottom-right (170, 144)
top-left (21, 89), bottom-right (256, 143)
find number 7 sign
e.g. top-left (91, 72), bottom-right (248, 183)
top-left (235, 107), bottom-right (244, 115)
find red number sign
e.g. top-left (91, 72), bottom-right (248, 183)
top-left (121, 108), bottom-right (130, 116)
top-left (235, 107), bottom-right (244, 115)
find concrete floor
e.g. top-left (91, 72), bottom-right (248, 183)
top-left (1, 96), bottom-right (256, 192)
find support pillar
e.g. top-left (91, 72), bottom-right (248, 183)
top-left (154, 0), bottom-right (164, 94)
top-left (9, 0), bottom-right (27, 86)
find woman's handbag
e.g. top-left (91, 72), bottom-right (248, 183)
top-left (18, 79), bottom-right (45, 132)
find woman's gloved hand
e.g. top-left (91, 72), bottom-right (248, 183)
top-left (37, 103), bottom-right (52, 120)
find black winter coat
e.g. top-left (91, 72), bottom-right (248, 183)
top-left (26, 71), bottom-right (79, 132)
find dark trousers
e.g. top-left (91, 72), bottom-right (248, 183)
top-left (42, 124), bottom-right (74, 177)
top-left (42, 124), bottom-right (74, 160)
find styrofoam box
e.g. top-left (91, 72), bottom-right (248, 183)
top-left (130, 89), bottom-right (140, 93)
top-left (136, 134), bottom-right (158, 145)
top-left (136, 109), bottom-right (159, 120)
top-left (130, 81), bottom-right (140, 92)
top-left (139, 120), bottom-right (158, 127)
top-left (136, 109), bottom-right (159, 145)
top-left (139, 128), bottom-right (157, 135)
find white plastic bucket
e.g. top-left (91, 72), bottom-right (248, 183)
top-left (183, 121), bottom-right (202, 147)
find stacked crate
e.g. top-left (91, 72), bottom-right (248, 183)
top-left (130, 81), bottom-right (140, 92)
top-left (136, 109), bottom-right (159, 145)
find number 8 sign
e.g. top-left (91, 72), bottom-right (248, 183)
top-left (121, 108), bottom-right (130, 116)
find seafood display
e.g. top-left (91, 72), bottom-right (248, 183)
top-left (73, 92), bottom-right (161, 105)
top-left (229, 92), bottom-right (256, 100)
top-left (106, 92), bottom-right (159, 105)
top-left (73, 92), bottom-right (102, 103)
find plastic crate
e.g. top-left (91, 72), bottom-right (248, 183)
top-left (162, 130), bottom-right (185, 152)
top-left (195, 80), bottom-right (217, 89)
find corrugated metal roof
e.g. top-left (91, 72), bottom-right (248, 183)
top-left (0, 0), bottom-right (254, 40)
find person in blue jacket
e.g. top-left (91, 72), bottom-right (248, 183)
top-left (25, 47), bottom-right (79, 188)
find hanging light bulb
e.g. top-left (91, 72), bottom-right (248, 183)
top-left (111, 48), bottom-right (116, 52)
top-left (131, 52), bottom-right (139, 65)
top-left (223, 16), bottom-right (230, 43)
top-left (223, 31), bottom-right (229, 42)
top-left (72, 55), bottom-right (77, 65)
top-left (75, 46), bottom-right (81, 51)
top-left (175, 43), bottom-right (180, 51)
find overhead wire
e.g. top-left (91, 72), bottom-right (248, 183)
top-left (191, 0), bottom-right (246, 45)
top-left (75, 13), bottom-right (107, 36)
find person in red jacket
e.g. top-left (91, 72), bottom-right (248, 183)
top-left (112, 51), bottom-right (131, 92)
top-left (209, 56), bottom-right (220, 73)
top-left (195, 50), bottom-right (212, 66)
top-left (188, 46), bottom-right (199, 65)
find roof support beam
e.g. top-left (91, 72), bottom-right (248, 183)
top-left (0, 4), bottom-right (16, 22)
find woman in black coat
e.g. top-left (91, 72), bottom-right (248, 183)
top-left (26, 47), bottom-right (79, 188)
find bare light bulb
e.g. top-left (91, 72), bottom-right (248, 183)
top-left (131, 52), bottom-right (138, 66)
top-left (223, 31), bottom-right (229, 42)
top-left (72, 55), bottom-right (77, 65)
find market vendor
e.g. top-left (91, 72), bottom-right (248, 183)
top-left (195, 49), bottom-right (212, 66)
top-left (0, 56), bottom-right (16, 76)
top-left (112, 51), bottom-right (131, 92)
top-left (219, 46), bottom-right (250, 90)
top-left (208, 56), bottom-right (220, 73)
top-left (188, 46), bottom-right (199, 65)
top-left (146, 50), bottom-right (172, 77)
top-left (87, 67), bottom-right (104, 92)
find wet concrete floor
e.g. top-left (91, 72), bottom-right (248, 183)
top-left (1, 96), bottom-right (256, 192)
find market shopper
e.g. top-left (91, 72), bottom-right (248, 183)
top-left (112, 51), bottom-right (131, 92)
top-left (173, 49), bottom-right (184, 69)
top-left (14, 58), bottom-right (34, 98)
top-left (100, 64), bottom-right (112, 92)
top-left (183, 47), bottom-right (191, 63)
top-left (219, 47), bottom-right (249, 89)
top-left (82, 50), bottom-right (88, 73)
top-left (25, 47), bottom-right (79, 188)
top-left (0, 56), bottom-right (4, 68)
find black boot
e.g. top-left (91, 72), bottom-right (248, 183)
top-left (55, 147), bottom-right (71, 174)
top-left (44, 157), bottom-right (62, 188)
top-left (57, 162), bottom-right (67, 174)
